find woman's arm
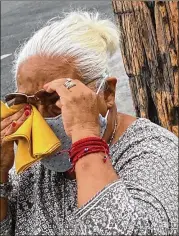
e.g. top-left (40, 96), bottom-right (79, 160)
top-left (75, 151), bottom-right (118, 207)
top-left (73, 112), bottom-right (136, 207)
top-left (71, 119), bottom-right (178, 235)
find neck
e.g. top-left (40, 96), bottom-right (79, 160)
top-left (103, 106), bottom-right (137, 145)
top-left (103, 105), bottom-right (117, 144)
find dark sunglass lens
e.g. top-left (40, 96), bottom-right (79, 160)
top-left (36, 91), bottom-right (59, 105)
top-left (5, 98), bottom-right (17, 107)
top-left (5, 94), bottom-right (27, 106)
top-left (5, 94), bottom-right (16, 102)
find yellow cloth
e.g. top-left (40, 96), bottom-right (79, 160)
top-left (1, 101), bottom-right (61, 174)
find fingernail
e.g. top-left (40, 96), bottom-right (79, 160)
top-left (24, 105), bottom-right (31, 111)
top-left (25, 110), bottom-right (31, 117)
top-left (12, 121), bottom-right (17, 127)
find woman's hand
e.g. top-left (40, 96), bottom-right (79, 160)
top-left (0, 106), bottom-right (31, 176)
top-left (44, 79), bottom-right (119, 208)
top-left (43, 79), bottom-right (100, 142)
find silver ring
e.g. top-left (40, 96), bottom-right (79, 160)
top-left (64, 79), bottom-right (76, 90)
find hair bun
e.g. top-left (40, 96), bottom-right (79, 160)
top-left (64, 11), bottom-right (120, 56)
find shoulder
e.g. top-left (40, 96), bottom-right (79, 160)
top-left (110, 118), bottom-right (178, 235)
top-left (110, 117), bottom-right (178, 171)
top-left (114, 116), bottom-right (177, 149)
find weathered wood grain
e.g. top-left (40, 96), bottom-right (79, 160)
top-left (112, 0), bottom-right (179, 136)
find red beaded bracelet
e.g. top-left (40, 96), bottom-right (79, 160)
top-left (68, 137), bottom-right (110, 172)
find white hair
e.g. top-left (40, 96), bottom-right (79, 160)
top-left (14, 11), bottom-right (120, 85)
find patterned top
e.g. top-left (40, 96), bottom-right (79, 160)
top-left (0, 118), bottom-right (178, 235)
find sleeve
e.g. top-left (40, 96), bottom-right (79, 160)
top-left (67, 119), bottom-right (178, 235)
top-left (0, 167), bottom-right (19, 236)
top-left (71, 180), bottom-right (169, 236)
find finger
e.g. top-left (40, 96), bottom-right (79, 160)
top-left (44, 80), bottom-right (70, 97)
top-left (43, 79), bottom-right (65, 92)
top-left (1, 105), bottom-right (31, 130)
top-left (43, 78), bottom-right (66, 90)
top-left (18, 109), bottom-right (31, 123)
top-left (4, 109), bottom-right (31, 136)
top-left (1, 106), bottom-right (29, 131)
top-left (4, 121), bottom-right (18, 137)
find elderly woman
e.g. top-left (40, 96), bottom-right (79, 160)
top-left (0, 11), bottom-right (178, 236)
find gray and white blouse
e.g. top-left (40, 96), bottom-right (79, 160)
top-left (0, 118), bottom-right (178, 235)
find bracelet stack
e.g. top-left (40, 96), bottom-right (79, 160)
top-left (68, 137), bottom-right (110, 172)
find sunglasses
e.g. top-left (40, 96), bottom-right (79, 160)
top-left (4, 77), bottom-right (105, 107)
top-left (5, 89), bottom-right (60, 107)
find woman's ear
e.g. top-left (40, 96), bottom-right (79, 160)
top-left (104, 77), bottom-right (117, 109)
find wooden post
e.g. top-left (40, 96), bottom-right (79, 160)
top-left (112, 1), bottom-right (178, 136)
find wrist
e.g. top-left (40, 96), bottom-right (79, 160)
top-left (69, 137), bottom-right (110, 174)
top-left (72, 126), bottom-right (100, 143)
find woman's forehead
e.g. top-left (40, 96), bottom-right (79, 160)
top-left (16, 54), bottom-right (81, 94)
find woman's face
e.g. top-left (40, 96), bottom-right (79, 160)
top-left (16, 54), bottom-right (116, 118)
top-left (16, 55), bottom-right (82, 117)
